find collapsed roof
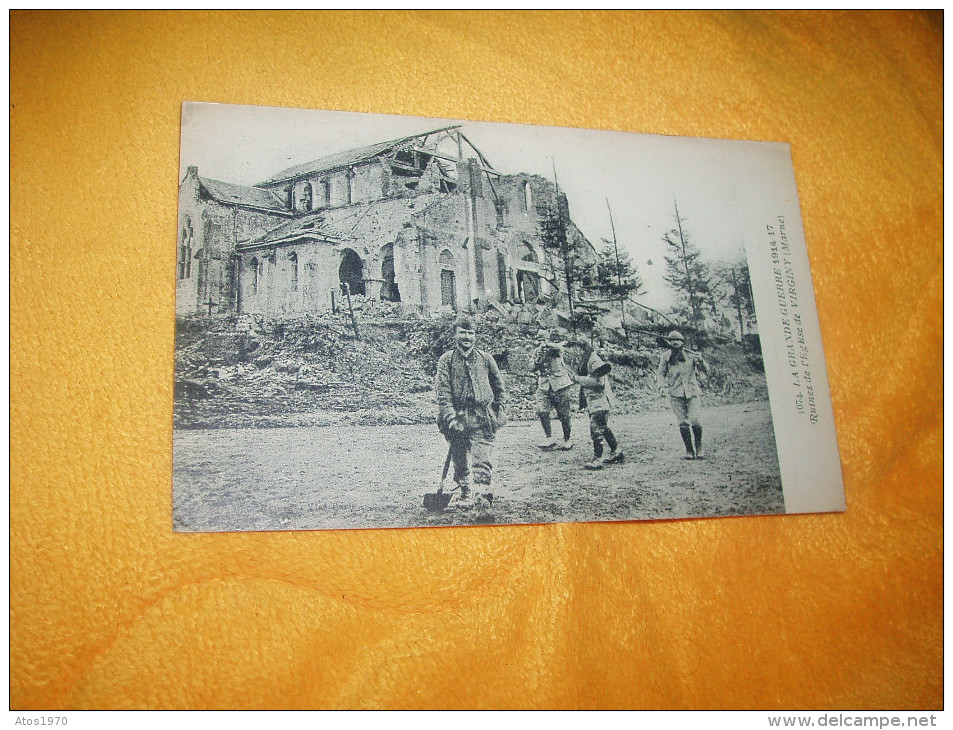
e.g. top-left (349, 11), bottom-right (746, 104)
top-left (257, 125), bottom-right (500, 191)
top-left (197, 176), bottom-right (289, 214)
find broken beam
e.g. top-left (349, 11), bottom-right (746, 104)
top-left (410, 148), bottom-right (502, 176)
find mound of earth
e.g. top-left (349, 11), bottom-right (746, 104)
top-left (174, 308), bottom-right (768, 430)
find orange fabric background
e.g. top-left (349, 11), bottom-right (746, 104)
top-left (10, 10), bottom-right (942, 710)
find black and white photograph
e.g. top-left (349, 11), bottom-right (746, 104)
top-left (173, 101), bottom-right (845, 531)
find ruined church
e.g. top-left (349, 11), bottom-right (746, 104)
top-left (176, 126), bottom-right (595, 318)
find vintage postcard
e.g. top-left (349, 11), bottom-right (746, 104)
top-left (173, 101), bottom-right (845, 531)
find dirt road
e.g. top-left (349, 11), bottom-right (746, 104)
top-left (173, 400), bottom-right (784, 531)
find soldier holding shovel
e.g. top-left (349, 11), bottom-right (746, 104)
top-left (434, 317), bottom-right (506, 506)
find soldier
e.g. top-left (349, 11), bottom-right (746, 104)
top-left (656, 329), bottom-right (709, 459)
top-left (435, 317), bottom-right (506, 501)
top-left (569, 338), bottom-right (624, 470)
top-left (531, 328), bottom-right (574, 451)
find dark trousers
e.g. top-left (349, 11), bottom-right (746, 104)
top-left (589, 410), bottom-right (618, 458)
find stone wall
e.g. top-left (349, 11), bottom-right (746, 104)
top-left (179, 159), bottom-right (588, 318)
top-left (177, 171), bottom-right (289, 315)
top-left (238, 240), bottom-right (343, 317)
top-left (261, 159), bottom-right (399, 214)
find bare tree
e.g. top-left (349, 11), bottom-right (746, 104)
top-left (662, 199), bottom-right (714, 329)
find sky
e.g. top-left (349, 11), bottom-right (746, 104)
top-left (181, 102), bottom-right (780, 310)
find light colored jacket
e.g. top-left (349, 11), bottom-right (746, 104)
top-left (657, 348), bottom-right (708, 398)
top-left (575, 351), bottom-right (614, 414)
top-left (533, 342), bottom-right (574, 392)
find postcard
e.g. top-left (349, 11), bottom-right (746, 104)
top-left (173, 101), bottom-right (845, 531)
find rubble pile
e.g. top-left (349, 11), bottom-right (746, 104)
top-left (174, 303), bottom-right (768, 430)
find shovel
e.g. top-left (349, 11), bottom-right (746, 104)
top-left (423, 446), bottom-right (456, 511)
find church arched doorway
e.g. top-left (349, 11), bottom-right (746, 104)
top-left (339, 248), bottom-right (365, 296)
top-left (439, 249), bottom-right (457, 309)
top-left (380, 244), bottom-right (400, 302)
top-left (516, 241), bottom-right (540, 303)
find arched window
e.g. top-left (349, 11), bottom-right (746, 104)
top-left (178, 218), bottom-right (193, 280)
top-left (250, 257), bottom-right (260, 295)
top-left (289, 252), bottom-right (299, 291)
top-left (319, 179), bottom-right (331, 207)
top-left (299, 183), bottom-right (313, 212)
top-left (523, 181), bottom-right (532, 212)
top-left (195, 249), bottom-right (206, 301)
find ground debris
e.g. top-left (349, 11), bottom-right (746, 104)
top-left (174, 308), bottom-right (767, 429)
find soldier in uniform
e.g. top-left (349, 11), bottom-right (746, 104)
top-left (531, 329), bottom-right (574, 451)
top-left (435, 317), bottom-right (506, 500)
top-left (656, 329), bottom-right (709, 459)
top-left (568, 338), bottom-right (624, 470)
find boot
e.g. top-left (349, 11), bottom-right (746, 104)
top-left (538, 414), bottom-right (554, 449)
top-left (605, 447), bottom-right (625, 464)
top-left (679, 424), bottom-right (696, 459)
top-left (692, 425), bottom-right (704, 459)
top-left (457, 478), bottom-right (471, 500)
